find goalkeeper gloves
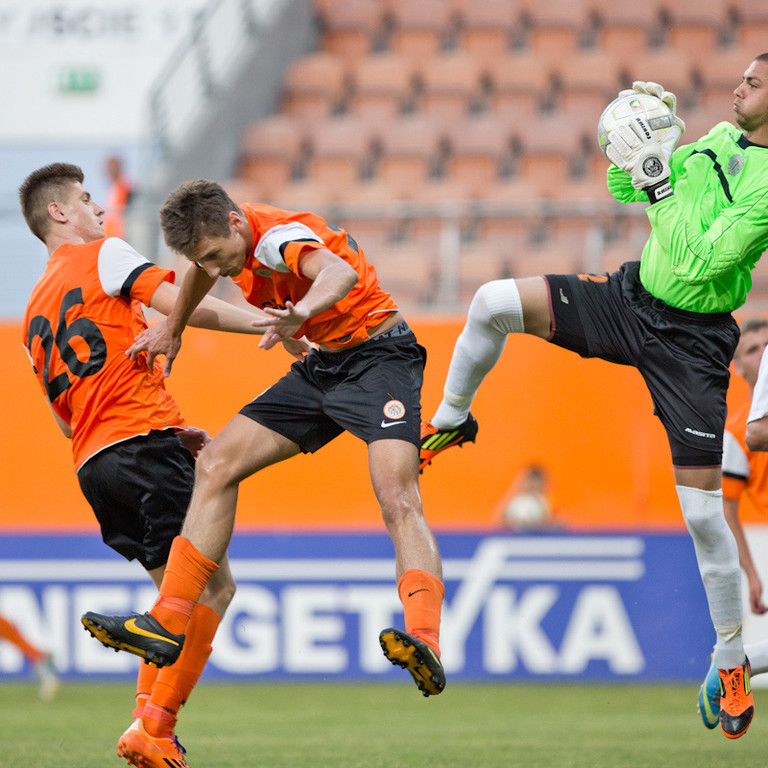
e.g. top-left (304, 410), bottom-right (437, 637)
top-left (619, 81), bottom-right (687, 135)
top-left (605, 118), bottom-right (682, 204)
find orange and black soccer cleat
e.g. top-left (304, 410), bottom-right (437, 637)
top-left (719, 659), bottom-right (754, 739)
top-left (118, 719), bottom-right (188, 768)
top-left (81, 611), bottom-right (184, 668)
top-left (379, 627), bottom-right (445, 697)
top-left (419, 414), bottom-right (478, 472)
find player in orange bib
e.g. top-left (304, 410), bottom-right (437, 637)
top-left (20, 164), bottom-right (305, 768)
top-left (81, 179), bottom-right (446, 699)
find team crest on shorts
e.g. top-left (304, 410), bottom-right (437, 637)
top-left (727, 154), bottom-right (745, 176)
top-left (383, 399), bottom-right (406, 420)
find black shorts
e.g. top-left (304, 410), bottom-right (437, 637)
top-left (239, 322), bottom-right (426, 452)
top-left (544, 262), bottom-right (740, 467)
top-left (77, 429), bottom-right (195, 570)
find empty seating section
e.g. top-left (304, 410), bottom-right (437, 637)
top-left (228, 0), bottom-right (764, 307)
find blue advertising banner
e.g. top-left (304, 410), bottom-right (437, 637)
top-left (0, 532), bottom-right (713, 682)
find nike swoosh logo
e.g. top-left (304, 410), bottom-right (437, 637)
top-left (125, 618), bottom-right (180, 646)
top-left (408, 589), bottom-right (428, 597)
top-left (381, 420), bottom-right (407, 428)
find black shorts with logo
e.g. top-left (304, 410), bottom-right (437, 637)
top-left (544, 261), bottom-right (740, 467)
top-left (77, 429), bottom-right (194, 570)
top-left (239, 321), bottom-right (426, 452)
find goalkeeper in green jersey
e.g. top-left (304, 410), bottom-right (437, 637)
top-left (421, 53), bottom-right (768, 740)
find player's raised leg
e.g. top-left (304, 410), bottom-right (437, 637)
top-left (420, 277), bottom-right (550, 470)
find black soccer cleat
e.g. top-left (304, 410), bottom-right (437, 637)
top-left (81, 611), bottom-right (184, 668)
top-left (419, 414), bottom-right (478, 472)
top-left (379, 627), bottom-right (445, 697)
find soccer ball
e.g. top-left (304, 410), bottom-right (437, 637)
top-left (597, 92), bottom-right (674, 158)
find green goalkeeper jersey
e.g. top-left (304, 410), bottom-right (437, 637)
top-left (606, 121), bottom-right (768, 313)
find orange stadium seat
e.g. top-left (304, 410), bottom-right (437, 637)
top-left (661, 0), bottom-right (732, 58)
top-left (414, 52), bottom-right (485, 118)
top-left (591, 0), bottom-right (664, 55)
top-left (452, 0), bottom-right (517, 66)
top-left (238, 116), bottom-right (306, 193)
top-left (280, 53), bottom-right (349, 121)
top-left (443, 116), bottom-right (515, 197)
top-left (694, 47), bottom-right (757, 110)
top-left (552, 49), bottom-right (623, 115)
top-left (517, 0), bottom-right (595, 54)
top-left (371, 243), bottom-right (438, 306)
top-left (373, 116), bottom-right (443, 198)
top-left (485, 51), bottom-right (553, 116)
top-left (680, 104), bottom-right (735, 143)
top-left (346, 53), bottom-right (416, 119)
top-left (618, 48), bottom-right (694, 103)
top-left (735, 0), bottom-right (768, 51)
top-left (303, 115), bottom-right (376, 197)
top-left (316, 0), bottom-right (386, 63)
top-left (385, 0), bottom-right (455, 61)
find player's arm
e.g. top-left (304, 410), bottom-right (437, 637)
top-left (747, 348), bottom-right (768, 450)
top-left (46, 398), bottom-right (72, 439)
top-left (723, 494), bottom-right (767, 614)
top-left (251, 247), bottom-right (358, 350)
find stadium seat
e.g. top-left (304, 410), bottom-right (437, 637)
top-left (618, 48), bottom-right (694, 104)
top-left (373, 116), bottom-right (443, 198)
top-left (303, 116), bottom-right (376, 197)
top-left (694, 47), bottom-right (756, 110)
top-left (238, 115), bottom-right (306, 193)
top-left (552, 49), bottom-right (623, 115)
top-left (385, 0), bottom-right (455, 61)
top-left (680, 104), bottom-right (735, 143)
top-left (414, 53), bottom-right (485, 118)
top-left (316, 0), bottom-right (386, 63)
top-left (517, 0), bottom-right (595, 54)
top-left (485, 51), bottom-right (552, 117)
top-left (661, 0), bottom-right (732, 57)
top-left (591, 0), bottom-right (664, 55)
top-left (280, 53), bottom-right (349, 121)
top-left (346, 53), bottom-right (416, 119)
top-left (734, 0), bottom-right (768, 51)
top-left (371, 243), bottom-right (439, 307)
top-left (452, 0), bottom-right (517, 66)
top-left (443, 116), bottom-right (515, 197)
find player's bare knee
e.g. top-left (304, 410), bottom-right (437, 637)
top-left (195, 444), bottom-right (239, 490)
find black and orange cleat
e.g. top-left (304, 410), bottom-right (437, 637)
top-left (419, 414), bottom-right (478, 472)
top-left (379, 627), bottom-right (445, 697)
top-left (118, 718), bottom-right (188, 768)
top-left (719, 659), bottom-right (754, 739)
top-left (81, 611), bottom-right (184, 668)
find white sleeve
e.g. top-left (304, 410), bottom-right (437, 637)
top-left (748, 346), bottom-right (768, 423)
top-left (722, 429), bottom-right (750, 479)
top-left (97, 237), bottom-right (154, 297)
top-left (254, 222), bottom-right (323, 273)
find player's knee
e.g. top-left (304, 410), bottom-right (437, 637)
top-left (195, 445), bottom-right (239, 489)
top-left (469, 279), bottom-right (525, 336)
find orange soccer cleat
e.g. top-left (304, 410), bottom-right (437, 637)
top-left (419, 414), bottom-right (478, 472)
top-left (379, 627), bottom-right (445, 697)
top-left (719, 659), bottom-right (754, 739)
top-left (117, 719), bottom-right (188, 768)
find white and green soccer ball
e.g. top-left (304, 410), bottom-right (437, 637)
top-left (597, 92), bottom-right (674, 158)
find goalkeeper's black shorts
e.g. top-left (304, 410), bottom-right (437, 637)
top-left (544, 261), bottom-right (740, 467)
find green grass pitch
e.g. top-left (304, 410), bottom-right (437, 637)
top-left (0, 681), bottom-right (765, 767)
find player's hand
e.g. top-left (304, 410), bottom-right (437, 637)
top-left (619, 81), bottom-right (686, 135)
top-left (251, 301), bottom-right (310, 351)
top-left (127, 319), bottom-right (182, 377)
top-left (747, 573), bottom-right (768, 614)
top-left (281, 336), bottom-right (313, 360)
top-left (176, 426), bottom-right (210, 457)
top-left (605, 118), bottom-right (679, 204)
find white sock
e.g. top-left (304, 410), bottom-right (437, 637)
top-left (431, 279), bottom-right (524, 429)
top-left (676, 485), bottom-right (745, 669)
top-left (745, 638), bottom-right (768, 675)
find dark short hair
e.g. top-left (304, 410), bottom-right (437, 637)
top-left (739, 316), bottom-right (768, 335)
top-left (19, 163), bottom-right (84, 243)
top-left (160, 179), bottom-right (239, 257)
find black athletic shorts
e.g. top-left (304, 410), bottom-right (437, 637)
top-left (77, 429), bottom-right (195, 570)
top-left (239, 321), bottom-right (426, 452)
top-left (544, 261), bottom-right (740, 467)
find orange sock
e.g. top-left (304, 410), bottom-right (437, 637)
top-left (149, 537), bottom-right (219, 635)
top-left (0, 615), bottom-right (44, 663)
top-left (397, 569), bottom-right (444, 655)
top-left (143, 603), bottom-right (221, 738)
top-left (133, 662), bottom-right (159, 720)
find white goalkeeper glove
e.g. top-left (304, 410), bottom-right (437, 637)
top-left (605, 117), bottom-right (679, 204)
top-left (621, 80), bottom-right (686, 135)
